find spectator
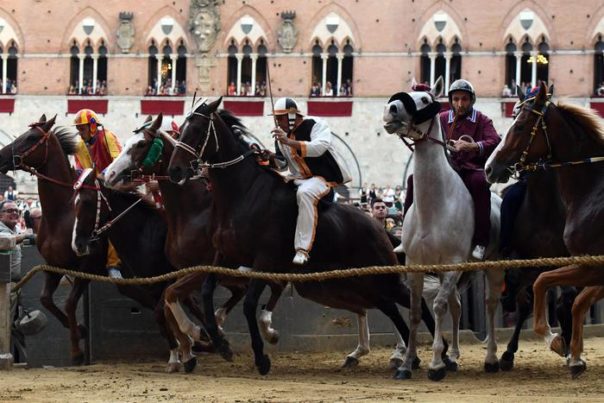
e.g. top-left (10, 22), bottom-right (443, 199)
top-left (310, 82), bottom-right (320, 97)
top-left (345, 79), bottom-right (353, 96)
top-left (27, 208), bottom-right (42, 235)
top-left (597, 82), bottom-right (604, 97)
top-left (227, 81), bottom-right (236, 96)
top-left (324, 81), bottom-right (334, 96)
top-left (510, 79), bottom-right (518, 96)
top-left (370, 198), bottom-right (388, 229)
top-left (4, 186), bottom-right (17, 201)
top-left (502, 84), bottom-right (512, 97)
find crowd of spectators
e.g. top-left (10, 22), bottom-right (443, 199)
top-left (226, 81), bottom-right (267, 97)
top-left (0, 79), bottom-right (18, 94)
top-left (309, 79), bottom-right (353, 97)
top-left (145, 78), bottom-right (186, 96)
top-left (68, 80), bottom-right (107, 96)
top-left (0, 189), bottom-right (42, 235)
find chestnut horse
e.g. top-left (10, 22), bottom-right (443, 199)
top-left (486, 81), bottom-right (604, 378)
top-left (167, 98), bottom-right (445, 376)
top-left (0, 116), bottom-right (109, 365)
top-left (102, 114), bottom-right (284, 372)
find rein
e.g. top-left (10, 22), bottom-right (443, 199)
top-left (512, 100), bottom-right (604, 173)
top-left (397, 116), bottom-right (455, 153)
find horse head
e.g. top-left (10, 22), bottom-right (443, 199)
top-left (382, 77), bottom-right (443, 140)
top-left (0, 114), bottom-right (57, 174)
top-left (103, 114), bottom-right (174, 188)
top-left (71, 168), bottom-right (106, 256)
top-left (486, 81), bottom-right (553, 183)
top-left (168, 97), bottom-right (224, 185)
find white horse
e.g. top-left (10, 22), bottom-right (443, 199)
top-left (382, 77), bottom-right (504, 381)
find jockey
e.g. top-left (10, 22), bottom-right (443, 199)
top-left (73, 108), bottom-right (124, 278)
top-left (269, 97), bottom-right (351, 265)
top-left (442, 79), bottom-right (501, 260)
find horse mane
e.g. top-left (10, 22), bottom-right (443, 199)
top-left (52, 126), bottom-right (80, 155)
top-left (556, 102), bottom-right (604, 146)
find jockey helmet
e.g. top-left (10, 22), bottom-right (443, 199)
top-left (74, 109), bottom-right (101, 132)
top-left (272, 97), bottom-right (303, 116)
top-left (448, 79), bottom-right (476, 105)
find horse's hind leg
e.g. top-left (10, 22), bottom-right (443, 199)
top-left (154, 295), bottom-right (188, 373)
top-left (259, 281), bottom-right (285, 345)
top-left (557, 286), bottom-right (577, 356)
top-left (500, 287), bottom-right (532, 371)
top-left (484, 269), bottom-right (504, 373)
top-left (215, 282), bottom-right (246, 334)
top-left (446, 288), bottom-right (461, 371)
top-left (388, 327), bottom-right (406, 369)
top-left (165, 273), bottom-right (206, 342)
top-left (568, 286), bottom-right (604, 378)
top-left (342, 310), bottom-right (369, 368)
top-left (40, 273), bottom-right (69, 328)
top-left (201, 274), bottom-right (233, 361)
top-left (64, 278), bottom-right (90, 365)
top-left (243, 279), bottom-right (270, 375)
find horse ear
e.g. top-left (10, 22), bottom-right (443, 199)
top-left (144, 115), bottom-right (153, 124)
top-left (151, 113), bottom-right (163, 131)
top-left (430, 77), bottom-right (444, 98)
top-left (39, 114), bottom-right (47, 123)
top-left (517, 85), bottom-right (525, 102)
top-left (548, 84), bottom-right (554, 98)
top-left (41, 115), bottom-right (56, 132)
top-left (208, 96), bottom-right (223, 112)
top-left (535, 81), bottom-right (548, 105)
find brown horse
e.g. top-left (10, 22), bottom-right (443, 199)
top-left (486, 81), bottom-right (604, 378)
top-left (167, 98), bottom-right (445, 376)
top-left (0, 115), bottom-right (106, 365)
top-left (102, 114), bottom-right (285, 372)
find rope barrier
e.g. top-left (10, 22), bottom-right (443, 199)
top-left (12, 255), bottom-right (604, 292)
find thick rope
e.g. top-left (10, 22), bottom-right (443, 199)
top-left (11, 255), bottom-right (604, 292)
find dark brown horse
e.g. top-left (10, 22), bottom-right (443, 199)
top-left (167, 98), bottom-right (445, 376)
top-left (0, 116), bottom-right (106, 365)
top-left (101, 114), bottom-right (285, 372)
top-left (486, 81), bottom-right (604, 378)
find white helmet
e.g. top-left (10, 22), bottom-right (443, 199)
top-left (272, 97), bottom-right (303, 116)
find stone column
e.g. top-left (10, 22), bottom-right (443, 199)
top-left (92, 54), bottom-right (99, 94)
top-left (78, 53), bottom-right (85, 94)
top-left (170, 54), bottom-right (178, 93)
top-left (250, 54), bottom-right (258, 96)
top-left (444, 51), bottom-right (452, 96)
top-left (1, 54), bottom-right (7, 94)
top-left (429, 52), bottom-right (436, 87)
top-left (0, 244), bottom-right (14, 370)
top-left (514, 51), bottom-right (522, 91)
top-left (236, 53), bottom-right (243, 95)
top-left (531, 50), bottom-right (538, 87)
top-left (321, 54), bottom-right (328, 95)
top-left (336, 53), bottom-right (344, 96)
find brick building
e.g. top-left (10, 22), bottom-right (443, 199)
top-left (1, 0), bottom-right (604, 189)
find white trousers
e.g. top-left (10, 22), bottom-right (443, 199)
top-left (293, 176), bottom-right (331, 252)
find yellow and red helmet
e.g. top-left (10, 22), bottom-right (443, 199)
top-left (73, 109), bottom-right (101, 131)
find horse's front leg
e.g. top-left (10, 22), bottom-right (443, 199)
top-left (342, 310), bottom-right (370, 368)
top-left (394, 271), bottom-right (423, 380)
top-left (568, 286), bottom-right (604, 378)
top-left (201, 273), bottom-right (233, 362)
top-left (428, 271), bottom-right (460, 381)
top-left (259, 281), bottom-right (285, 345)
top-left (243, 278), bottom-right (270, 375)
top-left (500, 287), bottom-right (532, 371)
top-left (40, 273), bottom-right (69, 328)
top-left (446, 288), bottom-right (461, 371)
top-left (64, 278), bottom-right (90, 365)
top-left (484, 268), bottom-right (504, 372)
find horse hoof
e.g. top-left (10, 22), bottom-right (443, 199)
top-left (443, 356), bottom-right (458, 372)
top-left (166, 362), bottom-right (181, 373)
top-left (266, 331), bottom-right (280, 345)
top-left (389, 358), bottom-right (403, 370)
top-left (427, 367), bottom-right (447, 382)
top-left (71, 352), bottom-right (85, 366)
top-left (484, 361), bottom-right (500, 373)
top-left (570, 361), bottom-right (586, 379)
top-left (550, 335), bottom-right (566, 357)
top-left (342, 356), bottom-right (359, 369)
top-left (412, 357), bottom-right (422, 370)
top-left (77, 324), bottom-right (88, 339)
top-left (217, 340), bottom-right (234, 362)
top-left (393, 369), bottom-right (412, 380)
top-left (183, 357), bottom-right (197, 373)
top-left (499, 351), bottom-right (514, 371)
top-left (192, 341), bottom-right (214, 354)
top-left (256, 354), bottom-right (271, 375)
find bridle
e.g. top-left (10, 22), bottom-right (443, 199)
top-left (174, 109), bottom-right (256, 172)
top-left (396, 115), bottom-right (455, 153)
top-left (512, 98), bottom-right (553, 173)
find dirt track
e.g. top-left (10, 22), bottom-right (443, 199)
top-left (1, 337), bottom-right (603, 402)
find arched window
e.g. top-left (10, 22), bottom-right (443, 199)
top-left (434, 39), bottom-right (446, 84)
top-left (69, 41), bottom-right (80, 94)
top-left (311, 41), bottom-right (323, 95)
top-left (342, 40), bottom-right (354, 96)
top-left (83, 41), bottom-right (94, 93)
top-left (176, 41), bottom-right (187, 95)
top-left (147, 41), bottom-right (158, 95)
top-left (241, 40), bottom-right (253, 96)
top-left (97, 41), bottom-right (108, 95)
top-left (325, 41), bottom-right (338, 96)
top-left (420, 40), bottom-right (431, 85)
top-left (226, 40), bottom-right (238, 95)
top-left (520, 38), bottom-right (533, 88)
top-left (537, 38), bottom-right (549, 83)
top-left (594, 36), bottom-right (604, 96)
top-left (450, 38), bottom-right (462, 84)
top-left (2, 41), bottom-right (19, 94)
top-left (505, 39), bottom-right (517, 92)
top-left (68, 39), bottom-right (109, 95)
top-left (256, 41), bottom-right (267, 96)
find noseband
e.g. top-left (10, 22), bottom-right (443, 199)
top-left (12, 125), bottom-right (50, 171)
top-left (513, 99), bottom-right (553, 173)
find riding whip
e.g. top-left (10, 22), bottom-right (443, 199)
top-left (266, 58), bottom-right (278, 128)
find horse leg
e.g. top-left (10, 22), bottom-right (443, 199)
top-left (153, 295), bottom-right (188, 373)
top-left (375, 301), bottom-right (413, 372)
top-left (243, 279), bottom-right (270, 375)
top-left (557, 286), bottom-right (577, 357)
top-left (164, 273), bottom-right (206, 342)
top-left (484, 268), bottom-right (504, 373)
top-left (568, 286), bottom-right (604, 379)
top-left (533, 265), bottom-right (593, 355)
top-left (417, 296), bottom-right (450, 370)
top-left (215, 282), bottom-right (246, 334)
top-left (499, 288), bottom-right (532, 371)
top-left (445, 288), bottom-right (461, 371)
top-left (342, 310), bottom-right (369, 368)
top-left (388, 327), bottom-right (406, 370)
top-left (201, 273), bottom-right (233, 361)
top-left (64, 278), bottom-right (90, 365)
top-left (394, 271), bottom-right (423, 380)
top-left (428, 271), bottom-right (460, 382)
top-left (259, 281), bottom-right (285, 345)
top-left (40, 273), bottom-right (70, 328)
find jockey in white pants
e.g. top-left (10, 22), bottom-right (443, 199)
top-left (269, 97), bottom-right (351, 265)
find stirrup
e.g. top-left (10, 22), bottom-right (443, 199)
top-left (471, 245), bottom-right (486, 260)
top-left (292, 250), bottom-right (309, 265)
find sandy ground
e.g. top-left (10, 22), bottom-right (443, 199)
top-left (1, 337), bottom-right (603, 402)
